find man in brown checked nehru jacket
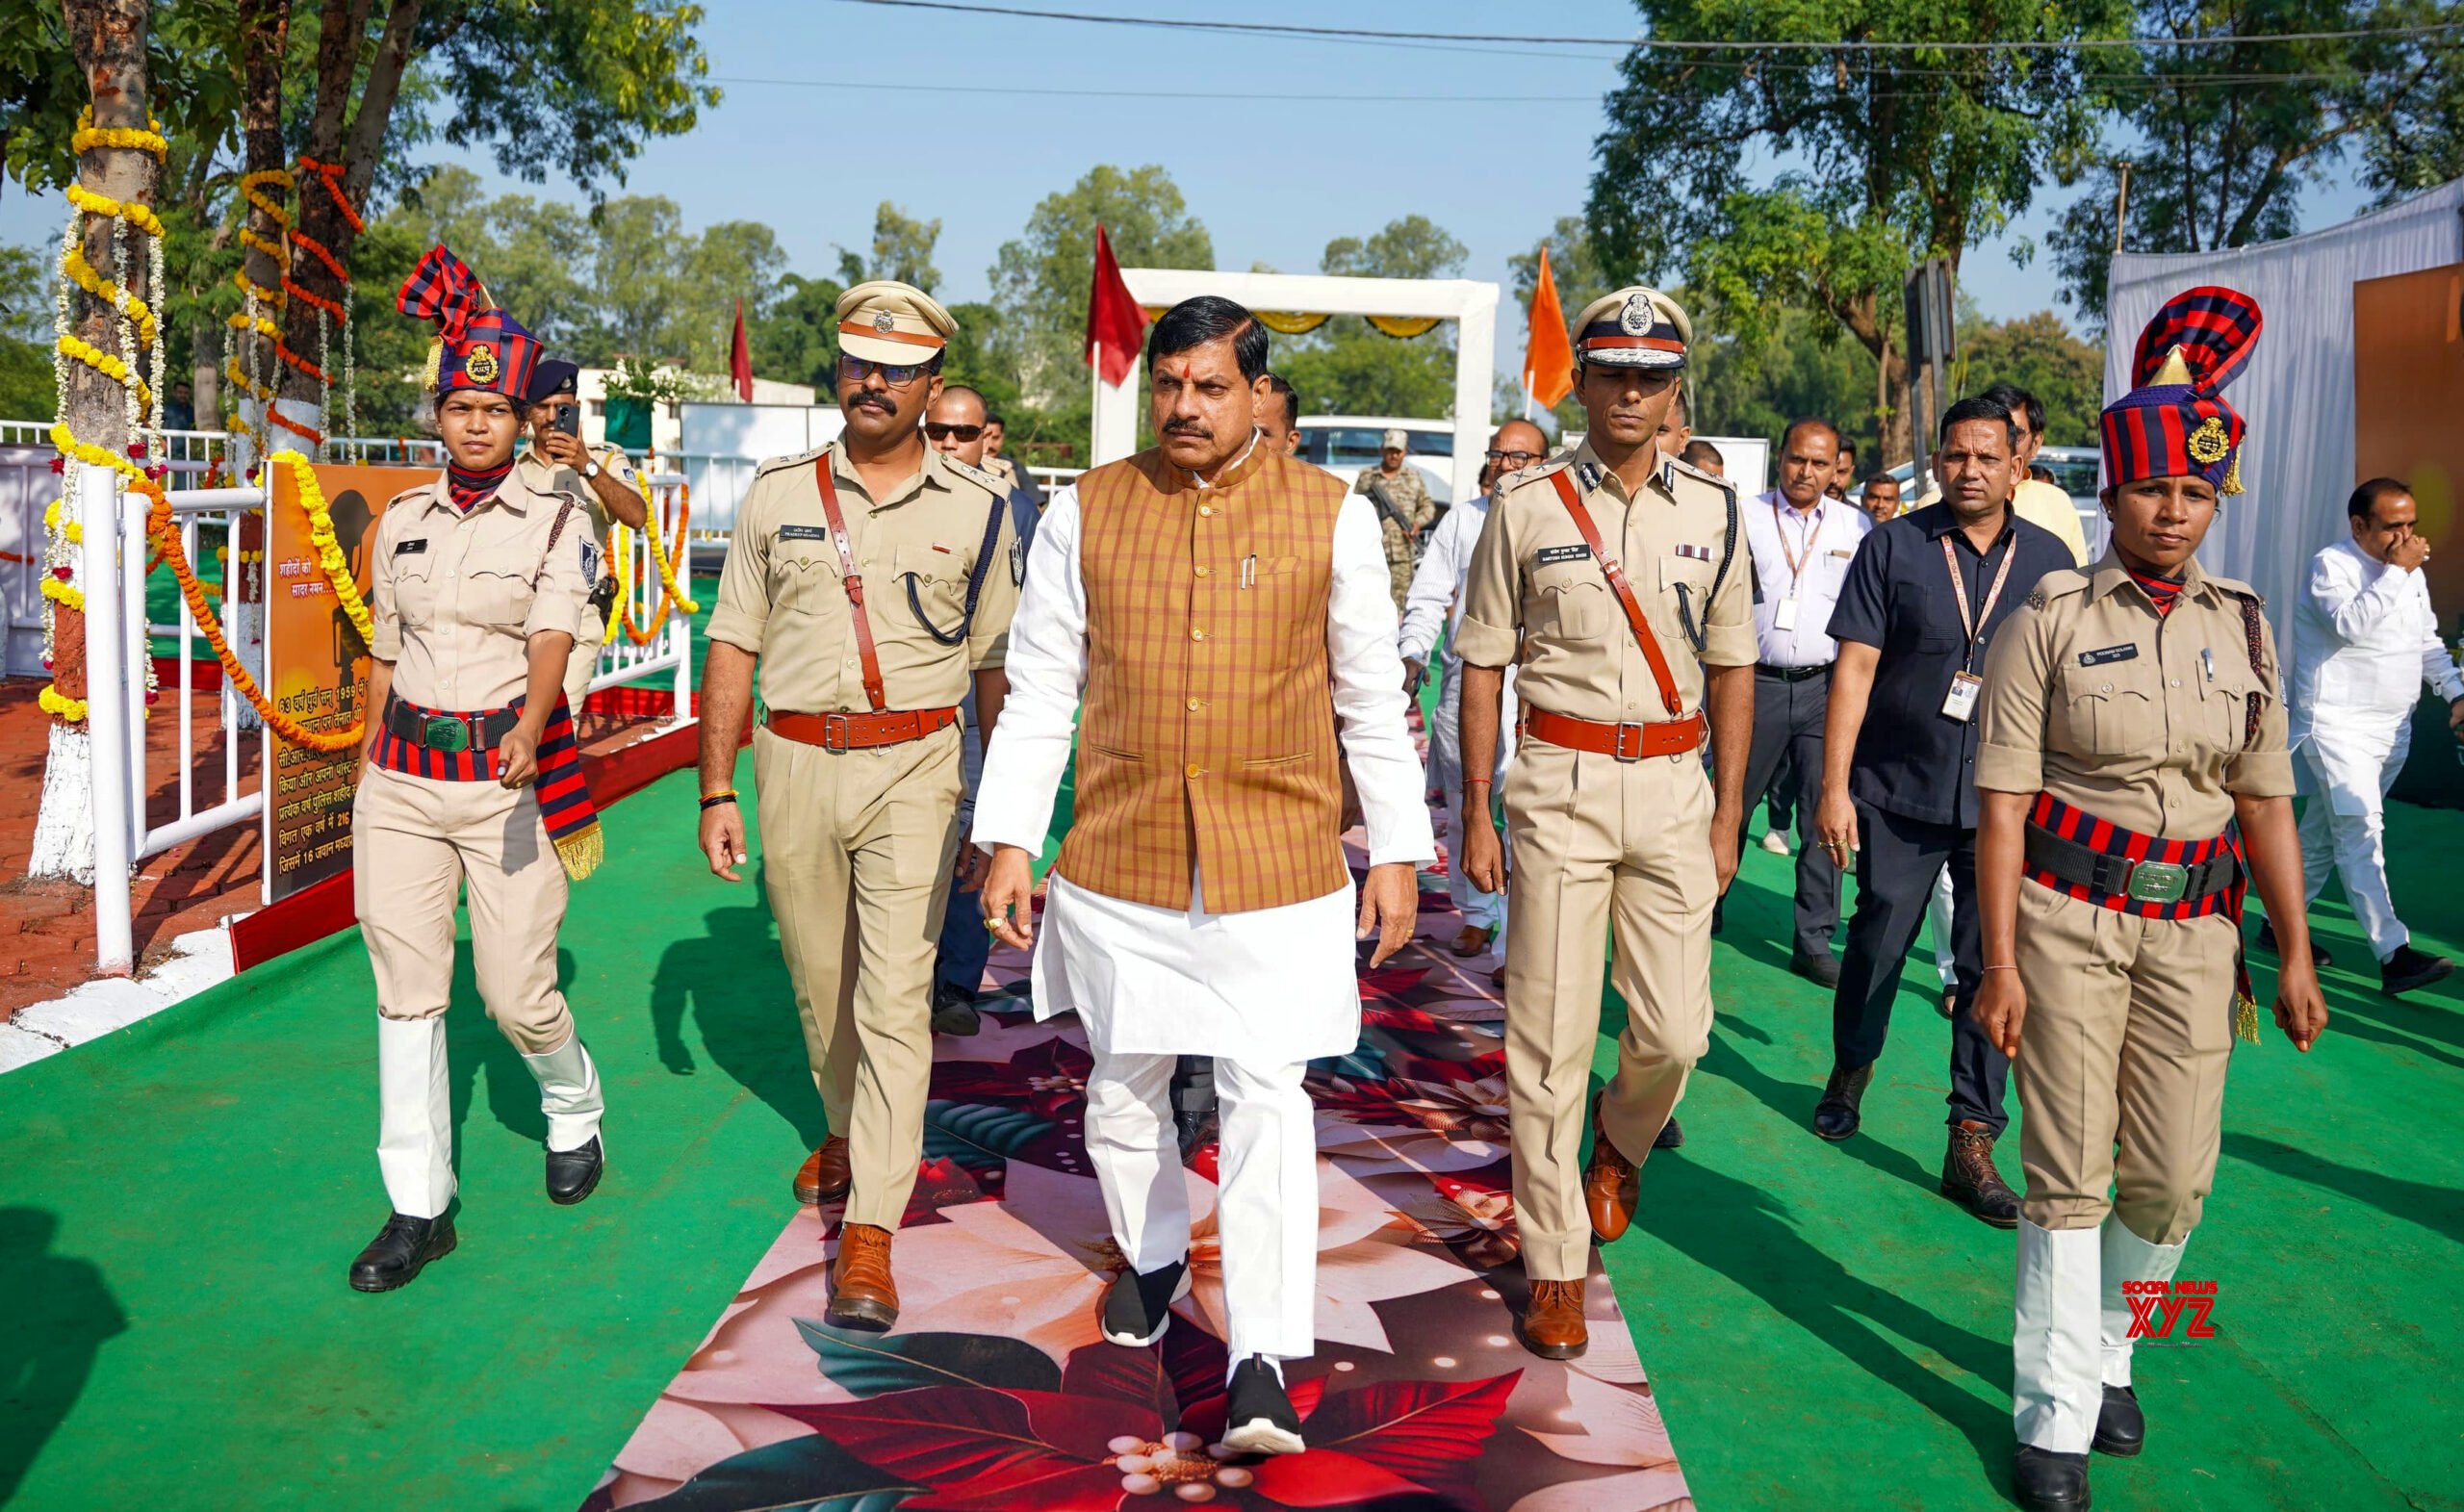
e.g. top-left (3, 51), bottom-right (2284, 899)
top-left (1455, 286), bottom-right (1755, 1361)
top-left (694, 279), bottom-right (1020, 1333)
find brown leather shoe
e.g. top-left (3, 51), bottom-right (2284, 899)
top-left (826, 1222), bottom-right (900, 1331)
top-left (1517, 1277), bottom-right (1588, 1359)
top-left (1582, 1096), bottom-right (1640, 1243)
top-left (795, 1137), bottom-right (852, 1206)
top-left (1940, 1121), bottom-right (2021, 1229)
top-left (1448, 924), bottom-right (1495, 958)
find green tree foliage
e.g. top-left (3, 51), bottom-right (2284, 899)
top-left (0, 242), bottom-right (54, 421)
top-left (2044, 0), bottom-right (2464, 323)
top-left (1957, 309), bottom-right (2102, 444)
top-left (989, 164), bottom-right (1213, 451)
top-left (752, 271), bottom-right (847, 394)
top-left (1689, 302), bottom-right (1886, 467)
top-left (1277, 216), bottom-right (1468, 420)
top-left (835, 201), bottom-right (942, 293)
top-left (1589, 0), bottom-right (2126, 463)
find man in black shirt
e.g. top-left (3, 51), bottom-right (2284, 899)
top-left (1810, 396), bottom-right (2074, 1226)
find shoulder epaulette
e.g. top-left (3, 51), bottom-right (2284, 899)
top-left (386, 482), bottom-right (431, 508)
top-left (754, 443), bottom-right (831, 477)
top-left (1662, 452), bottom-right (1736, 503)
top-left (2030, 568), bottom-right (2092, 607)
top-left (1496, 453), bottom-right (1574, 497)
top-left (940, 455), bottom-right (1006, 495)
top-left (2209, 577), bottom-right (2264, 611)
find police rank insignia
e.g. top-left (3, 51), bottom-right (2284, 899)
top-left (465, 343), bottom-right (500, 384)
top-left (2025, 588), bottom-right (2048, 610)
top-left (1618, 295), bottom-right (1656, 334)
top-left (2186, 415), bottom-right (2230, 464)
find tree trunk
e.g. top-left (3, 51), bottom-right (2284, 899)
top-left (35, 0), bottom-right (155, 884)
top-left (276, 0), bottom-right (423, 415)
top-left (229, 0), bottom-right (289, 472)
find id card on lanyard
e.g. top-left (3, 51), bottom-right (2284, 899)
top-left (1771, 499), bottom-right (1819, 634)
top-left (1941, 530), bottom-right (2016, 723)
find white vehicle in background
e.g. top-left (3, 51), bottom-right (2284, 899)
top-left (1296, 417), bottom-right (1456, 505)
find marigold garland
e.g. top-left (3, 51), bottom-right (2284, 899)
top-left (38, 685), bottom-right (90, 722)
top-left (620, 483), bottom-right (698, 645)
top-left (268, 449), bottom-right (375, 647)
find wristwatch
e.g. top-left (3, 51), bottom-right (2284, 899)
top-left (582, 458), bottom-right (603, 480)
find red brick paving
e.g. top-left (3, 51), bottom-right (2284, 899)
top-left (0, 679), bottom-right (686, 1021)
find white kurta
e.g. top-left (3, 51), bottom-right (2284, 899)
top-left (972, 471), bottom-right (1436, 1062)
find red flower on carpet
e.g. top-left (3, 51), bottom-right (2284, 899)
top-left (762, 1334), bottom-right (1520, 1512)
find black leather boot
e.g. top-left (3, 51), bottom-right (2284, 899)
top-left (349, 1213), bottom-right (456, 1293)
top-left (1941, 1121), bottom-right (2021, 1227)
top-left (2092, 1384), bottom-right (2144, 1457)
top-left (1811, 1062), bottom-right (1873, 1141)
top-left (2012, 1445), bottom-right (2091, 1510)
top-left (547, 1136), bottom-right (603, 1206)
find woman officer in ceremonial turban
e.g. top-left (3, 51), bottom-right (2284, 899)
top-left (346, 245), bottom-right (608, 1292)
top-left (1968, 286), bottom-right (2329, 1511)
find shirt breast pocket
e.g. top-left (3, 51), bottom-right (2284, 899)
top-left (1531, 561), bottom-right (1609, 639)
top-left (392, 548), bottom-right (441, 628)
top-left (461, 566), bottom-right (535, 632)
top-left (898, 542), bottom-right (970, 638)
top-left (2201, 661), bottom-right (2265, 756)
top-left (2059, 657), bottom-right (2160, 757)
top-left (772, 541), bottom-right (841, 617)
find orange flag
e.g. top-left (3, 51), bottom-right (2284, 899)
top-left (1524, 246), bottom-right (1573, 411)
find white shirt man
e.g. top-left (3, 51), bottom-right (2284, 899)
top-left (1399, 423), bottom-right (1545, 960)
top-left (2287, 479), bottom-right (2464, 993)
top-left (1731, 421), bottom-right (1871, 979)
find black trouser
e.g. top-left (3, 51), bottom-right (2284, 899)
top-left (1831, 802), bottom-right (2009, 1135)
top-left (1169, 1055), bottom-right (1216, 1132)
top-left (1732, 664), bottom-right (1841, 958)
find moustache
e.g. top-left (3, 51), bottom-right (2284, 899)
top-left (1162, 419), bottom-right (1213, 439)
top-left (849, 393), bottom-right (896, 413)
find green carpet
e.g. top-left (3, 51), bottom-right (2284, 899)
top-left (3, 764), bottom-right (2460, 1510)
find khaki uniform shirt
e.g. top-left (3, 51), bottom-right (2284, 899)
top-left (516, 444), bottom-right (639, 552)
top-left (984, 454), bottom-right (1020, 491)
top-left (1977, 551), bottom-right (2295, 836)
top-left (1355, 464), bottom-right (1436, 602)
top-left (708, 441), bottom-right (1019, 714)
top-left (1456, 444), bottom-right (1755, 720)
top-left (367, 468), bottom-right (598, 710)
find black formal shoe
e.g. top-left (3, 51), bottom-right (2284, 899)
top-left (2256, 919), bottom-right (2330, 970)
top-left (1811, 1062), bottom-right (1873, 1141)
top-left (2092, 1384), bottom-right (2144, 1457)
top-left (1790, 949), bottom-right (1842, 988)
top-left (2380, 942), bottom-right (2453, 997)
top-left (349, 1213), bottom-right (456, 1293)
top-left (547, 1136), bottom-right (603, 1206)
top-left (2012, 1445), bottom-right (2091, 1510)
top-left (1941, 1121), bottom-right (2021, 1228)
top-left (930, 981), bottom-right (982, 1036)
top-left (1221, 1356), bottom-right (1306, 1457)
top-left (1654, 1116), bottom-right (1684, 1149)
top-left (1099, 1258), bottom-right (1190, 1347)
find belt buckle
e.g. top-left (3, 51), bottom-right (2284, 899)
top-left (2125, 859), bottom-right (2190, 904)
top-left (1611, 722), bottom-right (1644, 761)
top-left (423, 715), bottom-right (470, 753)
top-left (821, 712), bottom-right (852, 752)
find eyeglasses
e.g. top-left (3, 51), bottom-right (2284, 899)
top-left (1486, 448), bottom-right (1542, 467)
top-left (839, 354), bottom-right (934, 388)
top-left (925, 422), bottom-right (985, 442)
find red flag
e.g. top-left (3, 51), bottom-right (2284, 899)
top-left (730, 297), bottom-right (753, 401)
top-left (1084, 224), bottom-right (1148, 387)
top-left (1524, 246), bottom-right (1573, 410)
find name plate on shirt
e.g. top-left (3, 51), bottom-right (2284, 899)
top-left (394, 538), bottom-right (427, 555)
top-left (2077, 644), bottom-right (2140, 667)
top-left (1536, 544), bottom-right (1591, 566)
top-left (778, 525), bottom-right (831, 542)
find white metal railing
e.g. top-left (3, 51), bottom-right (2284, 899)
top-left (592, 471), bottom-right (696, 714)
top-left (127, 484), bottom-right (264, 868)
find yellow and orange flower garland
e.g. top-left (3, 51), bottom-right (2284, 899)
top-left (225, 159), bottom-right (364, 461)
top-left (615, 478), bottom-right (699, 645)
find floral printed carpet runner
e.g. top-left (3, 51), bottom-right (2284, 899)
top-left (584, 830), bottom-right (1695, 1512)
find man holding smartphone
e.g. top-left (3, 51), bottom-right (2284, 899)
top-left (521, 360), bottom-right (652, 706)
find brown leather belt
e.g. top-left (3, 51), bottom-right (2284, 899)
top-left (1522, 705), bottom-right (1705, 760)
top-left (766, 706), bottom-right (960, 752)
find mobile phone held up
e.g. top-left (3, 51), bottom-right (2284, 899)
top-left (552, 403), bottom-right (581, 439)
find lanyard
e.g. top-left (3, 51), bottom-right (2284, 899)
top-left (1771, 498), bottom-right (1821, 591)
top-left (1942, 528), bottom-right (2017, 672)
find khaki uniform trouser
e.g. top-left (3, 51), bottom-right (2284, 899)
top-left (563, 604), bottom-right (608, 707)
top-left (1503, 740), bottom-right (1717, 1281)
top-left (754, 721), bottom-right (964, 1229)
top-left (2013, 881), bottom-right (2239, 1243)
top-left (354, 762), bottom-right (575, 1055)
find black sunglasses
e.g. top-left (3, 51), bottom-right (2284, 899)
top-left (925, 422), bottom-right (985, 442)
top-left (839, 354), bottom-right (934, 388)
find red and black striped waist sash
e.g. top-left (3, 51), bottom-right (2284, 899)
top-left (2023, 791), bottom-right (2244, 921)
top-left (371, 692), bottom-right (603, 878)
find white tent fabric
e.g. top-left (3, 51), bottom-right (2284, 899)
top-left (2104, 178), bottom-right (2464, 630)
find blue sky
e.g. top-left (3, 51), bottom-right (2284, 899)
top-left (5, 0), bottom-right (2376, 392)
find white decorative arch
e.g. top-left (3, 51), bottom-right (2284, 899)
top-left (1092, 269), bottom-right (1501, 504)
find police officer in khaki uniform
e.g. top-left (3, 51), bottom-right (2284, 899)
top-left (1970, 287), bottom-right (2327, 1512)
top-left (351, 246), bottom-right (607, 1293)
top-left (516, 359), bottom-right (650, 706)
top-left (1455, 287), bottom-right (1756, 1360)
top-left (696, 280), bottom-right (1020, 1333)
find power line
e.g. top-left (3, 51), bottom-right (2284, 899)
top-left (709, 74), bottom-right (1587, 102)
top-left (836, 0), bottom-right (2464, 52)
